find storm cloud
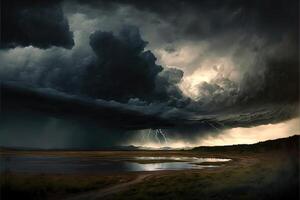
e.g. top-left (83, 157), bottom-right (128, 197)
top-left (82, 26), bottom-right (163, 101)
top-left (1, 0), bottom-right (74, 49)
top-left (70, 0), bottom-right (299, 106)
top-left (0, 0), bottom-right (299, 148)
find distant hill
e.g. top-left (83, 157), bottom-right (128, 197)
top-left (192, 135), bottom-right (300, 153)
top-left (1, 135), bottom-right (299, 152)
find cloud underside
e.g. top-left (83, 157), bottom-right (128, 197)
top-left (2, 82), bottom-right (298, 133)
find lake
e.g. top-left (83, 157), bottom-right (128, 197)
top-left (0, 155), bottom-right (231, 174)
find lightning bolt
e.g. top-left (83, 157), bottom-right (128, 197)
top-left (155, 129), bottom-right (162, 144)
top-left (143, 129), bottom-right (169, 146)
top-left (158, 129), bottom-right (168, 144)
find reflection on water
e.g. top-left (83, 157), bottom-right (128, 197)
top-left (134, 157), bottom-right (231, 163)
top-left (0, 155), bottom-right (231, 174)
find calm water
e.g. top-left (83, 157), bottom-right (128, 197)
top-left (0, 155), bottom-right (230, 174)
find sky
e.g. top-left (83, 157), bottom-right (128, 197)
top-left (0, 0), bottom-right (299, 148)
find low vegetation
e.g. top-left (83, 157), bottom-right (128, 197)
top-left (107, 151), bottom-right (298, 200)
top-left (0, 173), bottom-right (135, 200)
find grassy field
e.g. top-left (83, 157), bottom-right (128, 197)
top-left (105, 151), bottom-right (299, 200)
top-left (0, 136), bottom-right (299, 200)
top-left (0, 172), bottom-right (137, 200)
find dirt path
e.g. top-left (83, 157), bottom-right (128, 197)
top-left (64, 173), bottom-right (152, 200)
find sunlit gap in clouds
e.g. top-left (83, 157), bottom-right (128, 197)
top-left (179, 57), bottom-right (239, 100)
top-left (128, 117), bottom-right (300, 149)
top-left (154, 43), bottom-right (240, 100)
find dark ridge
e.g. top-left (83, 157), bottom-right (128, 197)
top-left (192, 135), bottom-right (300, 152)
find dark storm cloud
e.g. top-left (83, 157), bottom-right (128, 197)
top-left (1, 82), bottom-right (172, 130)
top-left (0, 24), bottom-right (184, 104)
top-left (0, 0), bottom-right (298, 147)
top-left (155, 67), bottom-right (189, 107)
top-left (81, 26), bottom-right (163, 101)
top-left (74, 0), bottom-right (298, 40)
top-left (2, 82), bottom-right (298, 132)
top-left (1, 0), bottom-right (74, 49)
top-left (72, 0), bottom-right (299, 107)
top-left (161, 103), bottom-right (299, 141)
top-left (238, 57), bottom-right (299, 105)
